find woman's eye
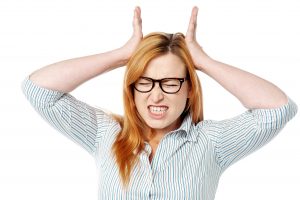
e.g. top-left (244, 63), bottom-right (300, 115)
top-left (163, 84), bottom-right (177, 87)
top-left (162, 80), bottom-right (179, 87)
top-left (138, 82), bottom-right (151, 85)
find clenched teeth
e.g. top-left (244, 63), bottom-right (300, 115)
top-left (149, 106), bottom-right (168, 113)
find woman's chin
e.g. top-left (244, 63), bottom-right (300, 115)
top-left (145, 118), bottom-right (179, 134)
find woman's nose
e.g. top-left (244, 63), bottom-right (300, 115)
top-left (150, 83), bottom-right (164, 102)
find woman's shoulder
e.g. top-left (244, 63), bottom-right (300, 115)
top-left (93, 107), bottom-right (122, 128)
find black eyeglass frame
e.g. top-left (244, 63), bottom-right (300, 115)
top-left (133, 77), bottom-right (187, 94)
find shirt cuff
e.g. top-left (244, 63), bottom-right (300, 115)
top-left (251, 97), bottom-right (298, 130)
top-left (21, 76), bottom-right (65, 108)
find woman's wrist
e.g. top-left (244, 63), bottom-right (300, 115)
top-left (99, 48), bottom-right (130, 70)
top-left (195, 54), bottom-right (214, 72)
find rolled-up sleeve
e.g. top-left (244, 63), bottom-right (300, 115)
top-left (21, 77), bottom-right (112, 156)
top-left (208, 98), bottom-right (297, 171)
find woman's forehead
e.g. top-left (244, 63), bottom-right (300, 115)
top-left (142, 53), bottom-right (187, 78)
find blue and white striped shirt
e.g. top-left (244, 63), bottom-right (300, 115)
top-left (22, 77), bottom-right (297, 200)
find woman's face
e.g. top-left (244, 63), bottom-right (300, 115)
top-left (134, 52), bottom-right (190, 134)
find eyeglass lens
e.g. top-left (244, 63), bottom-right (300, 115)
top-left (134, 77), bottom-right (184, 94)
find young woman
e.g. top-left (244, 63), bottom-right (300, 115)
top-left (22, 6), bottom-right (297, 200)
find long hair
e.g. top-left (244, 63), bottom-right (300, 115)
top-left (112, 32), bottom-right (203, 186)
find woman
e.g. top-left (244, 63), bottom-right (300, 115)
top-left (22, 6), bottom-right (297, 200)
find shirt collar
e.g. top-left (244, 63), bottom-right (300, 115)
top-left (173, 114), bottom-right (198, 142)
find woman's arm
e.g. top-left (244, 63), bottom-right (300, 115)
top-left (185, 7), bottom-right (287, 109)
top-left (198, 58), bottom-right (287, 109)
top-left (30, 7), bottom-right (143, 93)
top-left (22, 7), bottom-right (143, 156)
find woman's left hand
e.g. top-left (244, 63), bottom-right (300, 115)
top-left (185, 7), bottom-right (211, 71)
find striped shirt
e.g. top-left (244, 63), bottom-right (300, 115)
top-left (22, 77), bottom-right (297, 200)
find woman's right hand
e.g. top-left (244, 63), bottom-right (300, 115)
top-left (28, 7), bottom-right (143, 92)
top-left (120, 6), bottom-right (143, 63)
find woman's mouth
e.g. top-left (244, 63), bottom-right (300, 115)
top-left (148, 105), bottom-right (168, 119)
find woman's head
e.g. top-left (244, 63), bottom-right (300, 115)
top-left (125, 32), bottom-right (203, 133)
top-left (113, 32), bottom-right (203, 186)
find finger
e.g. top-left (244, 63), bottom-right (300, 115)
top-left (187, 6), bottom-right (198, 37)
top-left (133, 6), bottom-right (142, 35)
top-left (186, 6), bottom-right (198, 40)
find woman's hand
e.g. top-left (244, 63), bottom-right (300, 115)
top-left (185, 7), bottom-right (288, 108)
top-left (120, 6), bottom-right (143, 63)
top-left (185, 7), bottom-right (211, 71)
top-left (29, 7), bottom-right (143, 92)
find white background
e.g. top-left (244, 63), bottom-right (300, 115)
top-left (1, 0), bottom-right (299, 199)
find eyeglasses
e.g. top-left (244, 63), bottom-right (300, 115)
top-left (133, 77), bottom-right (187, 94)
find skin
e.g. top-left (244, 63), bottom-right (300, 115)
top-left (29, 7), bottom-right (143, 92)
top-left (29, 6), bottom-right (288, 157)
top-left (134, 53), bottom-right (190, 142)
top-left (185, 7), bottom-right (287, 109)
